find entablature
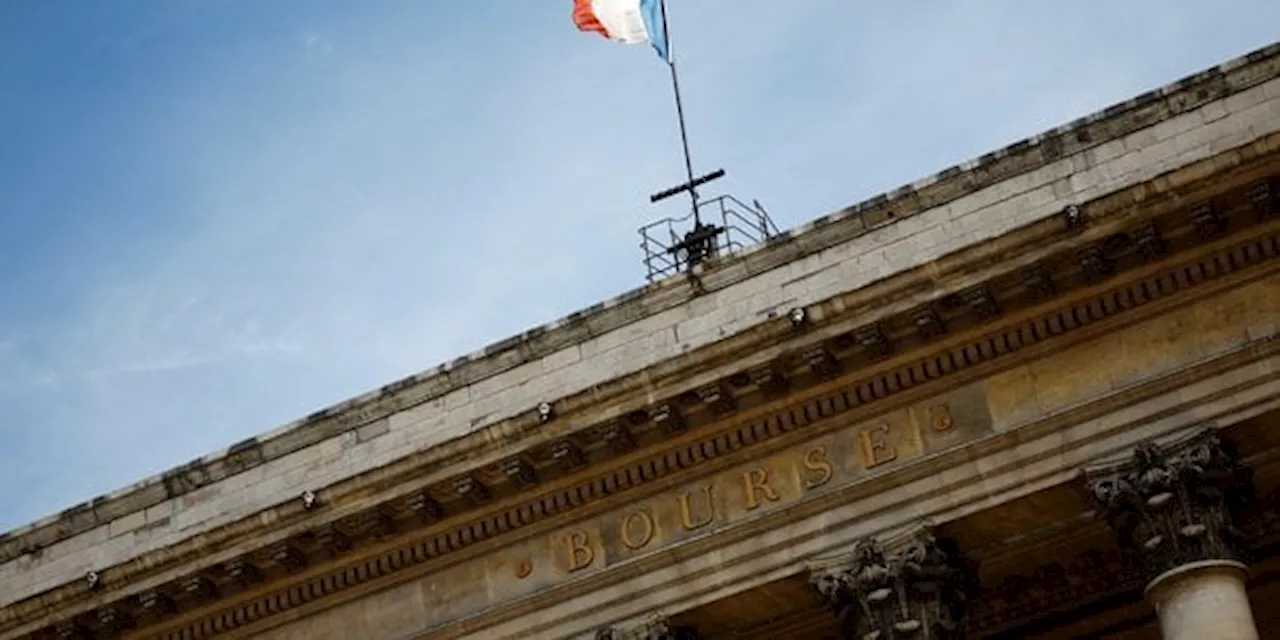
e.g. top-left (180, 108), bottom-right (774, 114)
top-left (6, 128), bottom-right (1280, 639)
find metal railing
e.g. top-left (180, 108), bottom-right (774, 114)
top-left (638, 195), bottom-right (782, 283)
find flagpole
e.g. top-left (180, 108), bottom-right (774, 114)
top-left (659, 0), bottom-right (700, 226)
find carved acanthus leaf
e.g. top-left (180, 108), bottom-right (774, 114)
top-left (1085, 430), bottom-right (1253, 583)
top-left (810, 531), bottom-right (974, 640)
top-left (596, 615), bottom-right (701, 640)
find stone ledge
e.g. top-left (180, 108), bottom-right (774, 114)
top-left (440, 355), bottom-right (1280, 639)
top-left (3, 136), bottom-right (1278, 633)
top-left (24, 243), bottom-right (1274, 640)
top-left (3, 40), bottom-right (1280, 590)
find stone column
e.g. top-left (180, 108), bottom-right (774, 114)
top-left (809, 528), bottom-right (976, 640)
top-left (1086, 429), bottom-right (1257, 640)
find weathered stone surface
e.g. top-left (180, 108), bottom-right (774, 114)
top-left (810, 529), bottom-right (976, 640)
top-left (5, 40), bottom-right (1280, 640)
top-left (1086, 430), bottom-right (1254, 584)
top-left (1147, 562), bottom-right (1259, 640)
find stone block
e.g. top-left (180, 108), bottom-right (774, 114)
top-left (468, 360), bottom-right (538, 402)
top-left (890, 209), bottom-right (943, 238)
top-left (1223, 83), bottom-right (1269, 114)
top-left (1233, 100), bottom-right (1279, 135)
top-left (355, 418), bottom-right (390, 443)
top-left (8, 44), bottom-right (1280, 626)
top-left (1108, 309), bottom-right (1201, 391)
top-left (1173, 126), bottom-right (1212, 155)
top-left (1155, 112), bottom-right (1206, 142)
top-left (1103, 150), bottom-right (1144, 180)
top-left (387, 397), bottom-right (438, 433)
top-left (144, 500), bottom-right (174, 526)
top-left (540, 344), bottom-right (581, 374)
top-left (1191, 278), bottom-right (1268, 357)
top-left (1123, 127), bottom-right (1159, 152)
top-left (1068, 165), bottom-right (1109, 196)
top-left (1086, 139), bottom-right (1127, 166)
top-left (911, 225), bottom-right (952, 256)
top-left (1208, 125), bottom-right (1258, 155)
top-left (106, 511), bottom-right (146, 539)
top-left (1199, 99), bottom-right (1230, 123)
top-left (1026, 332), bottom-right (1121, 415)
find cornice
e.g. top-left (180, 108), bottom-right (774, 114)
top-left (5, 42), bottom-right (1280, 582)
top-left (448, 343), bottom-right (1280, 640)
top-left (6, 145), bottom-right (1280, 638)
top-left (689, 488), bottom-right (1280, 639)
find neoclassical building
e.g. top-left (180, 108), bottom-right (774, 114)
top-left (4, 42), bottom-right (1280, 640)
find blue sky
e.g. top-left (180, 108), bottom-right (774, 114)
top-left (1, 1), bottom-right (1277, 532)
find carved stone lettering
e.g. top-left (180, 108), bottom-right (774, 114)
top-left (620, 510), bottom-right (656, 550)
top-left (803, 445), bottom-right (833, 489)
top-left (928, 403), bottom-right (955, 432)
top-left (564, 530), bottom-right (595, 572)
top-left (742, 468), bottom-right (780, 510)
top-left (536, 386), bottom-right (991, 585)
top-left (678, 485), bottom-right (715, 531)
top-left (858, 424), bottom-right (897, 468)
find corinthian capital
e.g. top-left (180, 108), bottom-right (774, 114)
top-left (809, 528), bottom-right (975, 640)
top-left (1085, 429), bottom-right (1254, 583)
top-left (596, 615), bottom-right (700, 640)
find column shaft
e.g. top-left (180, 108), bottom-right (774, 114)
top-left (1085, 430), bottom-right (1258, 640)
top-left (1147, 561), bottom-right (1257, 640)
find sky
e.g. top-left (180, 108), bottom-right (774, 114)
top-left (1, 2), bottom-right (1278, 533)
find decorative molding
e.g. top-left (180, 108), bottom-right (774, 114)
top-left (54, 621), bottom-right (90, 640)
top-left (603, 423), bottom-right (636, 453)
top-left (966, 488), bottom-right (1280, 635)
top-left (1077, 245), bottom-right (1113, 282)
top-left (961, 286), bottom-right (1001, 320)
top-left (804, 347), bottom-right (839, 378)
top-left (11, 173), bottom-right (1280, 640)
top-left (912, 306), bottom-right (946, 340)
top-left (1085, 429), bottom-right (1254, 585)
top-left (697, 384), bottom-right (734, 415)
top-left (453, 476), bottom-right (490, 505)
top-left (15, 46), bottom-right (1280, 585)
top-left (96, 607), bottom-right (134, 634)
top-left (1249, 178), bottom-right (1278, 217)
top-left (650, 404), bottom-right (686, 434)
top-left (810, 527), bottom-right (976, 640)
top-left (855, 324), bottom-right (893, 359)
top-left (267, 542), bottom-right (306, 573)
top-left (178, 576), bottom-right (216, 603)
top-left (137, 589), bottom-right (175, 618)
top-left (596, 616), bottom-right (702, 640)
top-left (1136, 223), bottom-right (1168, 262)
top-left (1192, 201), bottom-right (1227, 240)
top-left (552, 440), bottom-right (587, 471)
top-left (502, 459), bottom-right (539, 488)
top-left (225, 558), bottom-right (261, 587)
top-left (1020, 265), bottom-right (1055, 299)
top-left (405, 492), bottom-right (443, 522)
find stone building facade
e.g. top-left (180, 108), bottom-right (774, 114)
top-left (5, 42), bottom-right (1280, 640)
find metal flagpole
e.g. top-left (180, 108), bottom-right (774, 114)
top-left (659, 0), bottom-right (700, 226)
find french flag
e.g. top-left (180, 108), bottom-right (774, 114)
top-left (573, 0), bottom-right (670, 62)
